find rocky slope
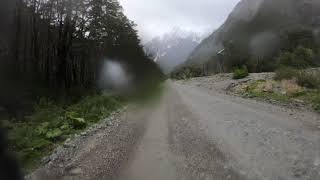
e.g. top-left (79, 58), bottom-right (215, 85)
top-left (185, 0), bottom-right (320, 66)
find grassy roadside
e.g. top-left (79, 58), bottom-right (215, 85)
top-left (1, 81), bottom-right (165, 173)
top-left (2, 92), bottom-right (124, 172)
top-left (242, 73), bottom-right (320, 112)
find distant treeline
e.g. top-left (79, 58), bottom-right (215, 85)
top-left (172, 26), bottom-right (320, 79)
top-left (0, 0), bottom-right (162, 90)
top-left (211, 26), bottom-right (320, 73)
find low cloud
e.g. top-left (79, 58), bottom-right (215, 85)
top-left (119, 0), bottom-right (240, 42)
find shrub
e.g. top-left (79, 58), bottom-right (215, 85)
top-left (275, 67), bottom-right (320, 89)
top-left (276, 52), bottom-right (296, 67)
top-left (294, 47), bottom-right (314, 65)
top-left (45, 128), bottom-right (63, 140)
top-left (232, 66), bottom-right (249, 79)
top-left (66, 111), bottom-right (87, 129)
top-left (171, 66), bottom-right (204, 80)
top-left (274, 67), bottom-right (298, 80)
top-left (277, 48), bottom-right (315, 68)
top-left (296, 71), bottom-right (320, 89)
top-left (68, 93), bottom-right (122, 124)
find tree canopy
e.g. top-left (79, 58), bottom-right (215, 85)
top-left (0, 0), bottom-right (162, 91)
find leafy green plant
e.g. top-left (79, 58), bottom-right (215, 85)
top-left (68, 93), bottom-right (122, 124)
top-left (66, 111), bottom-right (87, 129)
top-left (36, 122), bottom-right (50, 136)
top-left (7, 92), bottom-right (123, 171)
top-left (232, 66), bottom-right (249, 79)
top-left (29, 139), bottom-right (52, 150)
top-left (45, 129), bottom-right (63, 140)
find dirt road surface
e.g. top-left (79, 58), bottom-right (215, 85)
top-left (30, 81), bottom-right (320, 180)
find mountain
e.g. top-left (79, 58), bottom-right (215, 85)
top-left (145, 28), bottom-right (206, 73)
top-left (185, 0), bottom-right (320, 70)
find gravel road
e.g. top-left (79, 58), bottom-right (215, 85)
top-left (30, 81), bottom-right (320, 180)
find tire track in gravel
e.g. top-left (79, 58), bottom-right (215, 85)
top-left (166, 86), bottom-right (245, 180)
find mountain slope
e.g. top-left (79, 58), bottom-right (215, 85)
top-left (185, 0), bottom-right (320, 68)
top-left (145, 29), bottom-right (204, 73)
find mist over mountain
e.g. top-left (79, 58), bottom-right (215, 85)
top-left (145, 28), bottom-right (207, 73)
top-left (185, 0), bottom-right (320, 68)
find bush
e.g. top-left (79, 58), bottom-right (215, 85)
top-left (277, 47), bottom-right (315, 68)
top-left (66, 112), bottom-right (87, 129)
top-left (171, 66), bottom-right (204, 80)
top-left (294, 47), bottom-right (314, 65)
top-left (296, 71), bottom-right (320, 89)
top-left (275, 67), bottom-right (320, 89)
top-left (232, 66), bottom-right (249, 79)
top-left (276, 52), bottom-right (296, 67)
top-left (68, 93), bottom-right (122, 124)
top-left (274, 67), bottom-right (298, 80)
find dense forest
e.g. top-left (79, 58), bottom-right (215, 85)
top-left (0, 0), bottom-right (163, 117)
top-left (0, 0), bottom-right (164, 172)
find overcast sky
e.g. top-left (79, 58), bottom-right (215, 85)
top-left (118, 0), bottom-right (240, 42)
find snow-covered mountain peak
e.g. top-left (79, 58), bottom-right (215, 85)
top-left (144, 28), bottom-right (206, 73)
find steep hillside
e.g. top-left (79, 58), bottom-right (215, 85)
top-left (145, 28), bottom-right (204, 74)
top-left (185, 0), bottom-right (320, 69)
